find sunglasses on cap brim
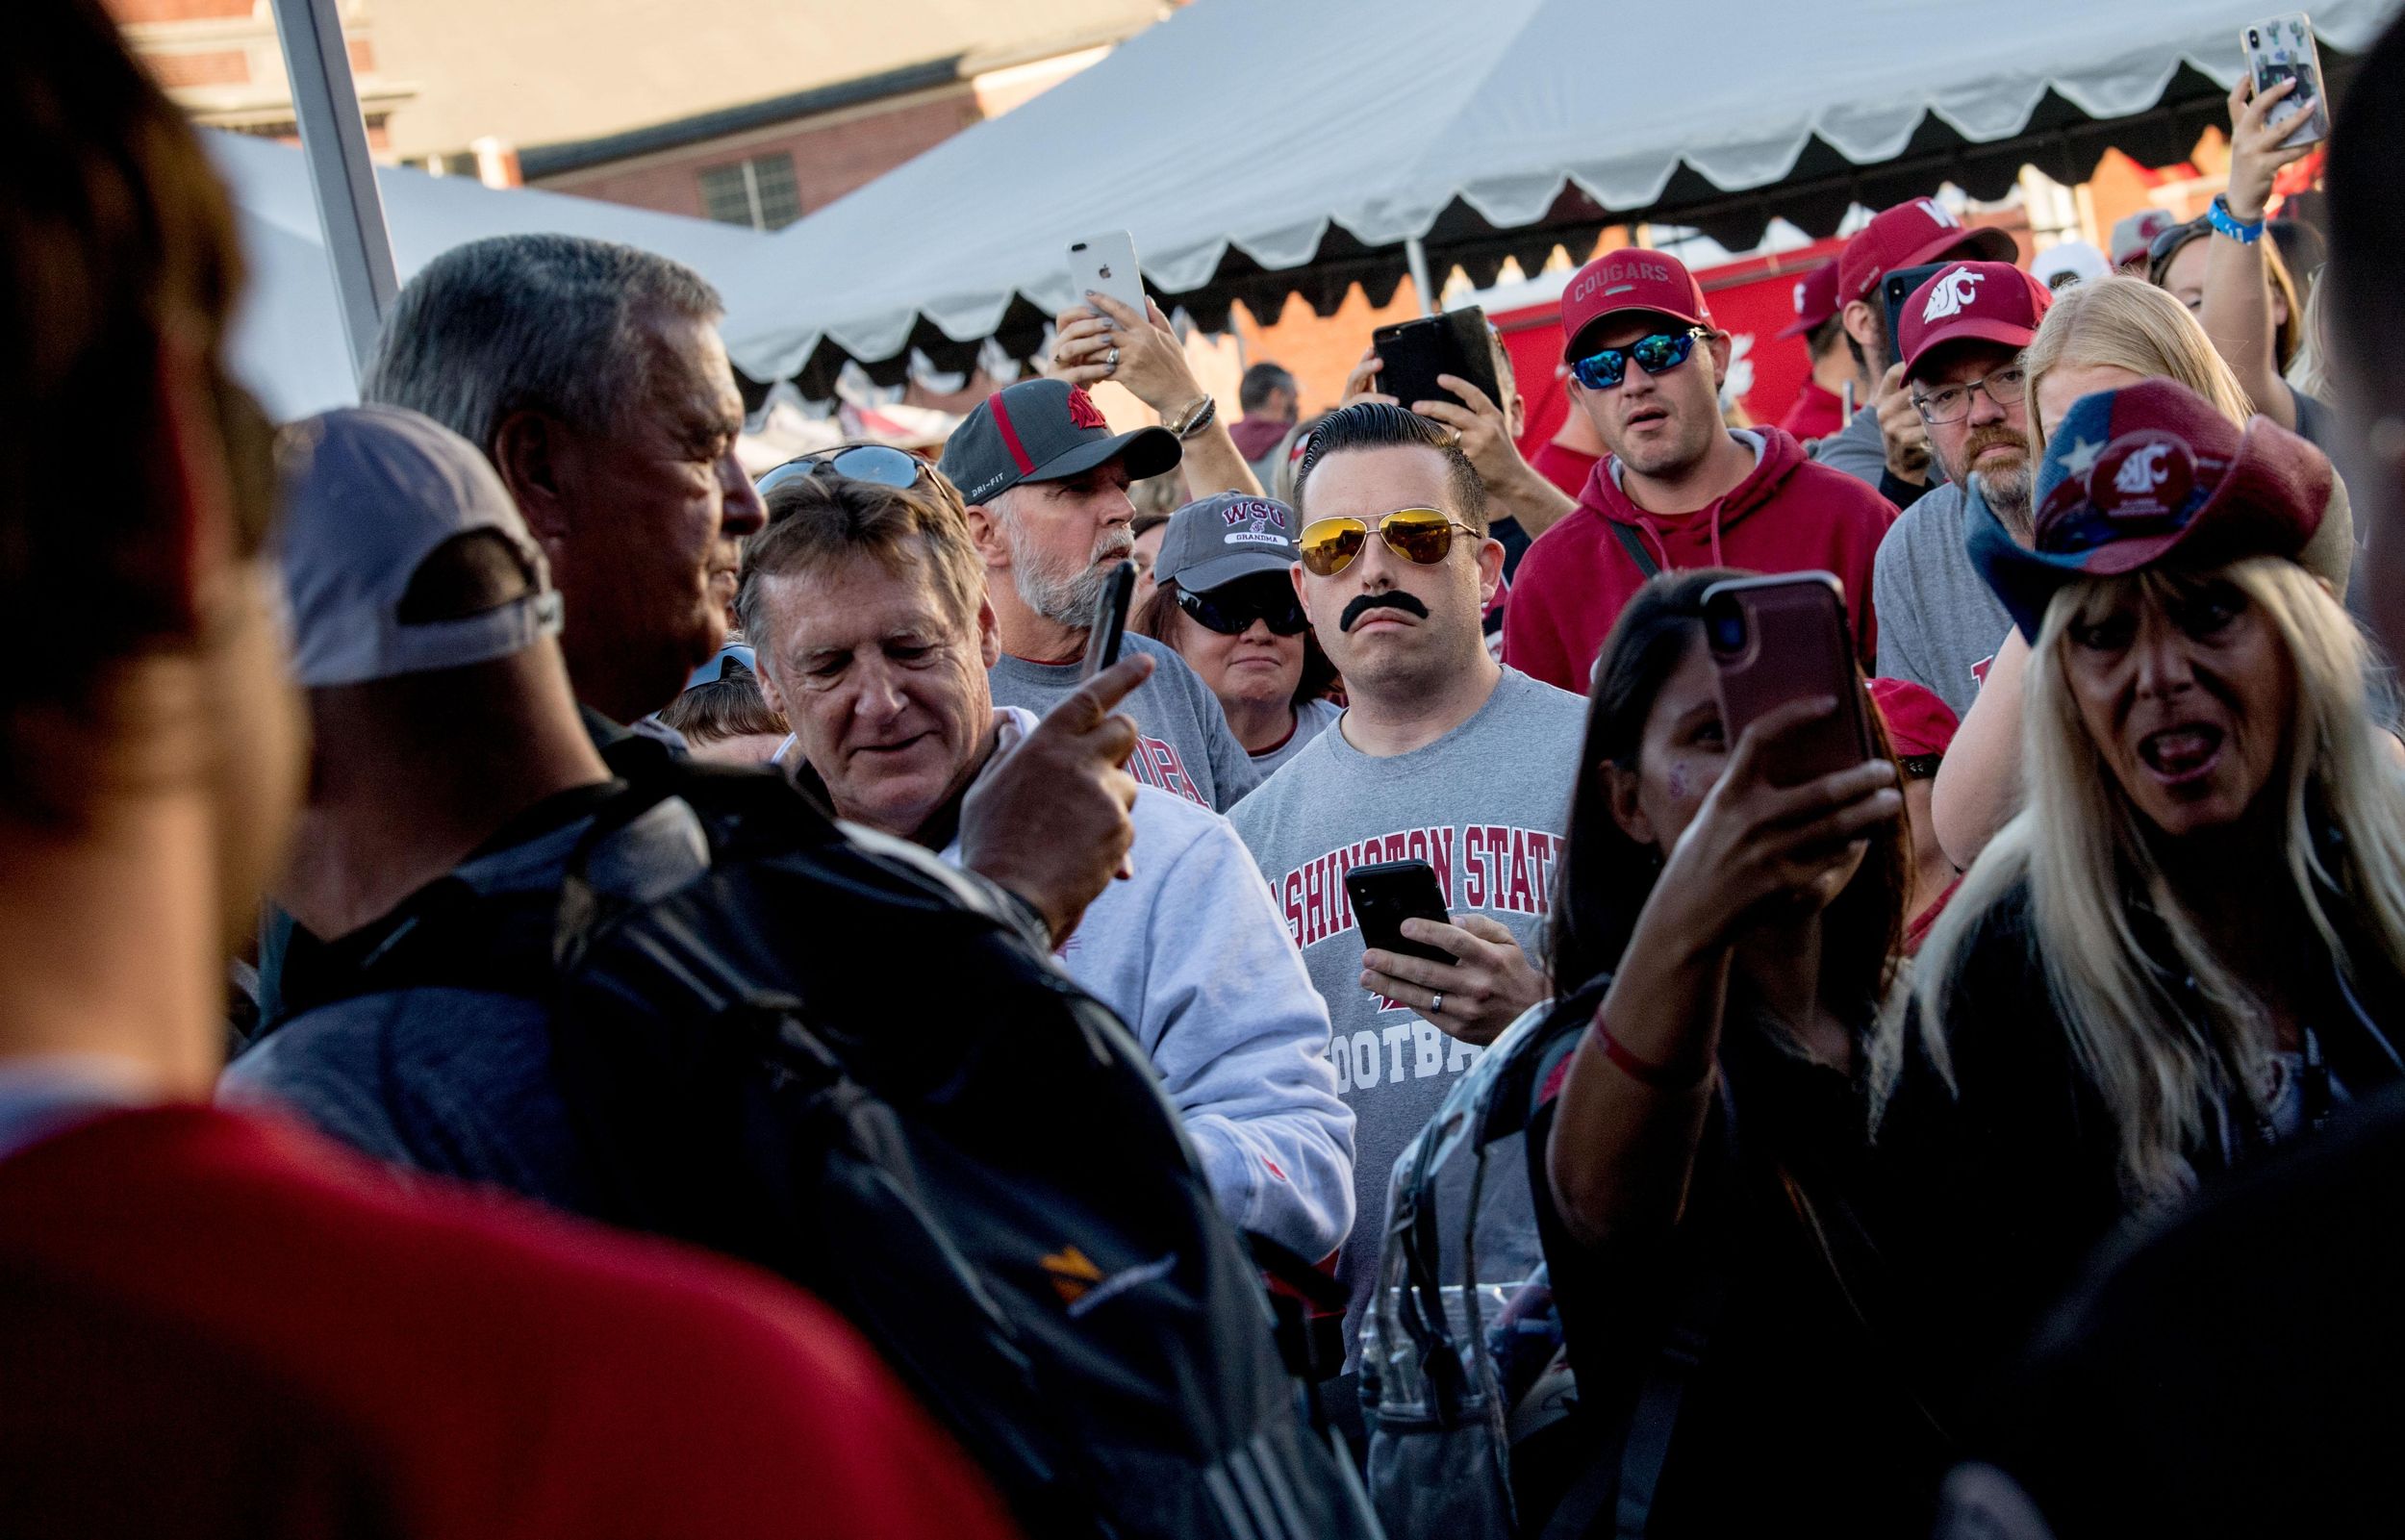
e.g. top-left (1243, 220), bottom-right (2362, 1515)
top-left (1175, 581), bottom-right (1310, 637)
top-left (1298, 507), bottom-right (1478, 577)
top-left (1568, 326), bottom-right (1712, 391)
top-left (757, 443), bottom-right (932, 501)
top-left (688, 643), bottom-right (756, 688)
top-left (2145, 220), bottom-right (2211, 283)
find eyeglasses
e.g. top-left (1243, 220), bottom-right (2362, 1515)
top-left (1568, 327), bottom-right (1711, 391)
top-left (1912, 365), bottom-right (2028, 425)
top-left (1175, 580), bottom-right (1309, 637)
top-left (757, 443), bottom-right (931, 500)
top-left (1298, 507), bottom-right (1476, 577)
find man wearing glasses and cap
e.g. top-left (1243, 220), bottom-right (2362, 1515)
top-left (1502, 247), bottom-right (1896, 694)
top-left (1229, 401), bottom-right (1585, 1376)
top-left (945, 378), bottom-right (1260, 812)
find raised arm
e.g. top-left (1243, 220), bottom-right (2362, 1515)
top-left (1546, 701), bottom-right (1901, 1249)
top-left (1053, 294), bottom-right (1264, 499)
top-left (1930, 624), bottom-right (2027, 870)
top-left (2198, 75), bottom-right (2319, 431)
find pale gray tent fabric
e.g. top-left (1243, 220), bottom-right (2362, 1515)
top-left (714, 0), bottom-right (2400, 387)
top-left (209, 130), bottom-right (766, 421)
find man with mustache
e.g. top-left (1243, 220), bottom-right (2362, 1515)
top-left (1229, 403), bottom-right (1585, 1380)
top-left (1501, 248), bottom-right (1898, 694)
top-left (947, 379), bottom-right (1259, 811)
top-left (1870, 261), bottom-right (2054, 717)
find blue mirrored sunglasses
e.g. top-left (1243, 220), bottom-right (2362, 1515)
top-left (756, 443), bottom-right (930, 502)
top-left (688, 644), bottom-right (756, 688)
top-left (1568, 326), bottom-right (1711, 391)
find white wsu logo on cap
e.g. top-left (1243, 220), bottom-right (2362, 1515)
top-left (2114, 442), bottom-right (2175, 497)
top-left (1221, 498), bottom-right (1290, 546)
top-left (1922, 267), bottom-right (1986, 321)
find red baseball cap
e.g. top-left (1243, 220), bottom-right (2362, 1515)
top-left (1835, 198), bottom-right (2018, 305)
top-left (1868, 677), bottom-right (1960, 762)
top-left (1898, 261), bottom-right (2054, 383)
top-left (1776, 260), bottom-right (1842, 340)
top-left (1561, 248), bottom-right (1712, 360)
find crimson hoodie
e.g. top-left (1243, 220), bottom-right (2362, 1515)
top-left (1502, 426), bottom-right (1896, 694)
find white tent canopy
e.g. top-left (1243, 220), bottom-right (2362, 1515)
top-left (714, 0), bottom-right (2401, 387)
top-left (209, 129), bottom-right (767, 421)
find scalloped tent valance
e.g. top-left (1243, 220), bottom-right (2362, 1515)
top-left (711, 0), bottom-right (2399, 396)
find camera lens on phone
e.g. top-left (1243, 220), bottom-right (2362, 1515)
top-left (1708, 609), bottom-right (1746, 654)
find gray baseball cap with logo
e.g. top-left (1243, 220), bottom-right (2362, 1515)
top-left (1152, 492), bottom-right (1301, 593)
top-left (938, 377), bottom-right (1180, 506)
top-left (274, 405), bottom-right (563, 688)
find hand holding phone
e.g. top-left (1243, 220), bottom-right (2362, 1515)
top-left (1080, 560), bottom-right (1138, 680)
top-left (1701, 573), bottom-right (1872, 789)
top-left (1067, 232), bottom-right (1148, 321)
top-left (2243, 14), bottom-right (2330, 150)
top-left (1344, 860), bottom-right (1457, 967)
top-left (1371, 307), bottom-right (1503, 419)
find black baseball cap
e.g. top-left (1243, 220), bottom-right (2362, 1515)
top-left (939, 378), bottom-right (1180, 506)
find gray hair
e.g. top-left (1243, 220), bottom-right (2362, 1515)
top-left (361, 233), bottom-right (722, 453)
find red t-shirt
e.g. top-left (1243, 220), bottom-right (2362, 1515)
top-left (0, 1105), bottom-right (1021, 1540)
top-left (1503, 427), bottom-right (1897, 694)
top-left (1531, 440), bottom-right (1602, 499)
top-left (1778, 381), bottom-right (1846, 444)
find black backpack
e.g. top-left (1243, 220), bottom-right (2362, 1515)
top-left (321, 757), bottom-right (1380, 1540)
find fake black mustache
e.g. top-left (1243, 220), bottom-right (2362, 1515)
top-left (1341, 591), bottom-right (1430, 633)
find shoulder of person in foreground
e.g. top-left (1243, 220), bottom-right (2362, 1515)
top-left (0, 1105), bottom-right (1019, 1540)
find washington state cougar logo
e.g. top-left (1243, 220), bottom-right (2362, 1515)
top-left (1921, 266), bottom-right (1986, 321)
top-left (2114, 443), bottom-right (2174, 496)
top-left (1066, 387), bottom-right (1107, 430)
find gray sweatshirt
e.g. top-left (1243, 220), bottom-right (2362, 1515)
top-left (989, 632), bottom-right (1258, 813)
top-left (1872, 480), bottom-right (2015, 720)
top-left (1229, 666), bottom-right (1587, 1358)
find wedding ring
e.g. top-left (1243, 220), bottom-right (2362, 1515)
top-left (1431, 991), bottom-right (1444, 1015)
top-left (1105, 346), bottom-right (1121, 372)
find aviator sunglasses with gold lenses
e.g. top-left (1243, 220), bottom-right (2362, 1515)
top-left (1298, 507), bottom-right (1477, 577)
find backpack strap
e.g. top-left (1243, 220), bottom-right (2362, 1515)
top-left (1608, 521), bottom-right (1661, 580)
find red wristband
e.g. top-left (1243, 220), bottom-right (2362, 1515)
top-left (1591, 1012), bottom-right (1709, 1092)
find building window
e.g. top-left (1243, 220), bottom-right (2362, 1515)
top-left (698, 153), bottom-right (802, 231)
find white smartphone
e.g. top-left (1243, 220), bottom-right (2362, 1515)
top-left (2243, 13), bottom-right (2330, 150)
top-left (1066, 231), bottom-right (1148, 321)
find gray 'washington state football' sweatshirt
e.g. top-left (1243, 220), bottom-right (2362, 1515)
top-left (1229, 666), bottom-right (1587, 1361)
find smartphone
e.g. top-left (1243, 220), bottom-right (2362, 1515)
top-left (1372, 306), bottom-right (1504, 416)
top-left (1079, 560), bottom-right (1137, 680)
top-left (1343, 860), bottom-right (1456, 967)
top-left (1701, 573), bottom-right (1872, 789)
top-left (1882, 262), bottom-right (1952, 369)
top-left (1066, 231), bottom-right (1148, 321)
top-left (2243, 13), bottom-right (2330, 149)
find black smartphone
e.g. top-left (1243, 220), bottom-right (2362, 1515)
top-left (1881, 262), bottom-right (1952, 369)
top-left (1344, 859), bottom-right (1456, 967)
top-left (1372, 306), bottom-right (1503, 415)
top-left (1080, 560), bottom-right (1137, 680)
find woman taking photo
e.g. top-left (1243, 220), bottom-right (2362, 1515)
top-left (1132, 492), bottom-right (1339, 778)
top-left (1910, 378), bottom-right (2405, 1351)
top-left (1533, 569), bottom-right (1961, 1534)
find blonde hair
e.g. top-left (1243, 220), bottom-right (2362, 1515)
top-left (2021, 277), bottom-right (2255, 454)
top-left (1916, 556), bottom-right (2405, 1204)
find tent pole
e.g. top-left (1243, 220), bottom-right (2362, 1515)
top-left (1405, 237), bottom-right (1435, 316)
top-left (270, 0), bottom-right (400, 383)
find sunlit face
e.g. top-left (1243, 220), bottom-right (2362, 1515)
top-left (1171, 575), bottom-right (1304, 715)
top-left (1291, 444), bottom-right (1501, 702)
top-left (2160, 240), bottom-right (2291, 334)
top-left (1915, 341), bottom-right (2033, 499)
top-left (542, 310), bottom-right (767, 717)
top-left (2059, 569), bottom-right (2295, 840)
top-left (1568, 315), bottom-right (1730, 479)
top-left (2036, 362), bottom-right (2149, 443)
top-left (996, 460), bottom-right (1137, 626)
top-left (750, 549), bottom-right (997, 838)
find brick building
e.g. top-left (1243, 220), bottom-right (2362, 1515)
top-left (105, 0), bottom-right (413, 150)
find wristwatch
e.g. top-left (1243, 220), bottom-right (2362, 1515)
top-left (2208, 193), bottom-right (2265, 245)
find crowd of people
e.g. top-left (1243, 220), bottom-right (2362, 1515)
top-left (14, 1), bottom-right (2405, 1535)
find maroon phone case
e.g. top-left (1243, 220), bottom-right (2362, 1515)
top-left (1704, 572), bottom-right (1872, 788)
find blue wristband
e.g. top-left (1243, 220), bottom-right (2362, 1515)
top-left (2208, 194), bottom-right (2265, 245)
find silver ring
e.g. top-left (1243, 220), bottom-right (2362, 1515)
top-left (1105, 346), bottom-right (1121, 372)
top-left (1430, 991), bottom-right (1444, 1015)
